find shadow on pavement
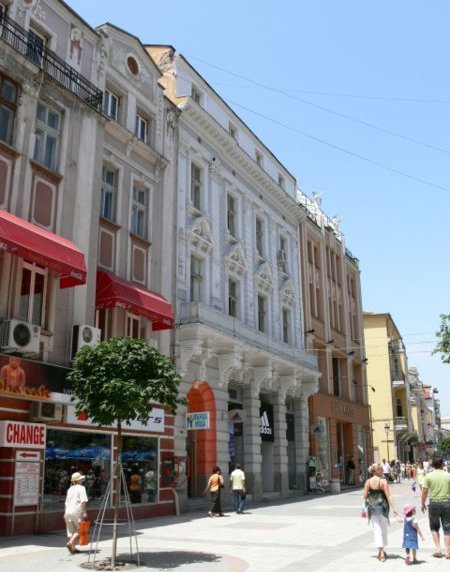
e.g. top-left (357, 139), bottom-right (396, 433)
top-left (125, 550), bottom-right (221, 569)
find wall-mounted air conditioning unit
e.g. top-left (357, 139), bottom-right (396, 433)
top-left (0, 319), bottom-right (40, 355)
top-left (71, 324), bottom-right (101, 358)
top-left (30, 401), bottom-right (63, 423)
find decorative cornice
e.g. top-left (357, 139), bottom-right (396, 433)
top-left (188, 215), bottom-right (214, 253)
top-left (179, 340), bottom-right (203, 377)
top-left (218, 352), bottom-right (243, 388)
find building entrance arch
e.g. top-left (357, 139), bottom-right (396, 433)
top-left (186, 381), bottom-right (216, 497)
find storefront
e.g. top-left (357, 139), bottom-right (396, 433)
top-left (309, 393), bottom-right (372, 487)
top-left (0, 353), bottom-right (176, 536)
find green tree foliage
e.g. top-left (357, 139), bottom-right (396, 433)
top-left (68, 336), bottom-right (184, 425)
top-left (67, 337), bottom-right (184, 568)
top-left (439, 438), bottom-right (450, 456)
top-left (433, 314), bottom-right (450, 364)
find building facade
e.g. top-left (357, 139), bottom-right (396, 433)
top-left (363, 312), bottom-right (418, 462)
top-left (298, 192), bottom-right (372, 488)
top-left (148, 46), bottom-right (320, 505)
top-left (0, 0), bottom-right (177, 535)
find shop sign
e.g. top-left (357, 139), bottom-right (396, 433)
top-left (331, 401), bottom-right (356, 419)
top-left (228, 409), bottom-right (246, 423)
top-left (0, 420), bottom-right (46, 449)
top-left (186, 411), bottom-right (210, 430)
top-left (65, 405), bottom-right (165, 432)
top-left (260, 405), bottom-right (274, 442)
top-left (310, 422), bottom-right (322, 435)
top-left (14, 459), bottom-right (40, 506)
top-left (0, 353), bottom-right (70, 402)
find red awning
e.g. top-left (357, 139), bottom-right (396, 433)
top-left (0, 209), bottom-right (86, 288)
top-left (96, 270), bottom-right (175, 331)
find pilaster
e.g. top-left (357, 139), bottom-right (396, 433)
top-left (243, 385), bottom-right (262, 501)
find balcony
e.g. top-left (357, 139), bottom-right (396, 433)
top-left (0, 14), bottom-right (102, 111)
top-left (394, 416), bottom-right (408, 431)
top-left (392, 375), bottom-right (406, 388)
top-left (179, 301), bottom-right (317, 371)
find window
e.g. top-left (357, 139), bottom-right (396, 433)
top-left (100, 165), bottom-right (118, 221)
top-left (332, 357), bottom-right (340, 396)
top-left (0, 75), bottom-right (17, 145)
top-left (227, 194), bottom-right (237, 237)
top-left (122, 435), bottom-right (158, 504)
top-left (126, 312), bottom-right (146, 340)
top-left (17, 263), bottom-right (47, 326)
top-left (396, 398), bottom-right (403, 417)
top-left (255, 217), bottom-right (264, 256)
top-left (135, 113), bottom-right (148, 143)
top-left (191, 163), bottom-right (202, 210)
top-left (190, 255), bottom-right (203, 302)
top-left (103, 89), bottom-right (119, 120)
top-left (282, 308), bottom-right (290, 344)
top-left (257, 294), bottom-right (266, 333)
top-left (255, 150), bottom-right (263, 167)
top-left (229, 123), bottom-right (237, 141)
top-left (27, 27), bottom-right (46, 66)
top-left (131, 186), bottom-right (148, 238)
top-left (278, 173), bottom-right (285, 189)
top-left (278, 235), bottom-right (287, 272)
top-left (228, 278), bottom-right (238, 318)
top-left (33, 102), bottom-right (61, 171)
top-left (191, 85), bottom-right (202, 104)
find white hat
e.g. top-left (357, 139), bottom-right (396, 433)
top-left (71, 472), bottom-right (85, 483)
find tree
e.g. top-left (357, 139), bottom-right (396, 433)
top-left (439, 438), bottom-right (450, 457)
top-left (68, 337), bottom-right (185, 569)
top-left (432, 314), bottom-right (450, 364)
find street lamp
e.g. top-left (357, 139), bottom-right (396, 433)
top-left (384, 423), bottom-right (391, 461)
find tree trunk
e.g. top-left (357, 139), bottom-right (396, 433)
top-left (111, 420), bottom-right (122, 569)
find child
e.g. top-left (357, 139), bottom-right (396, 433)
top-left (410, 480), bottom-right (417, 495)
top-left (402, 504), bottom-right (424, 565)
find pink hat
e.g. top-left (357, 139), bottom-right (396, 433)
top-left (403, 504), bottom-right (415, 516)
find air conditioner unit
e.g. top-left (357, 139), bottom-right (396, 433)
top-left (0, 319), bottom-right (40, 355)
top-left (30, 401), bottom-right (63, 423)
top-left (71, 324), bottom-right (101, 358)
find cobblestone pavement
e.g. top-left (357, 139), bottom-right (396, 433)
top-left (1, 482), bottom-right (449, 571)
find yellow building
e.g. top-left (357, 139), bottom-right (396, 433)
top-left (363, 313), bottom-right (416, 462)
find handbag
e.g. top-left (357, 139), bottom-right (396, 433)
top-left (79, 519), bottom-right (90, 545)
top-left (361, 501), bottom-right (367, 518)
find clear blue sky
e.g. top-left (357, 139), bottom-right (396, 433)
top-left (69, 1), bottom-right (450, 413)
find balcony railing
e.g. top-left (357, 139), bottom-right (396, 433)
top-left (394, 416), bottom-right (408, 430)
top-left (0, 14), bottom-right (102, 111)
top-left (392, 376), bottom-right (406, 388)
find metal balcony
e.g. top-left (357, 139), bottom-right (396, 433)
top-left (0, 14), bottom-right (102, 111)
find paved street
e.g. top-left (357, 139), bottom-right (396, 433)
top-left (0, 482), bottom-right (449, 572)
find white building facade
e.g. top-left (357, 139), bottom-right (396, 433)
top-left (148, 47), bottom-right (319, 504)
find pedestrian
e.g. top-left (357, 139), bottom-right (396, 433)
top-left (64, 471), bottom-right (88, 554)
top-left (128, 466), bottom-right (142, 503)
top-left (363, 462), bottom-right (399, 562)
top-left (347, 456), bottom-right (356, 485)
top-left (382, 458), bottom-right (390, 482)
top-left (204, 466), bottom-right (224, 517)
top-left (421, 453), bottom-right (450, 559)
top-left (402, 504), bottom-right (424, 565)
top-left (416, 461), bottom-right (425, 491)
top-left (229, 463), bottom-right (246, 514)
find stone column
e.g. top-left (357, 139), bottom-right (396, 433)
top-left (242, 385), bottom-right (262, 501)
top-left (293, 379), bottom-right (318, 491)
top-left (272, 391), bottom-right (289, 495)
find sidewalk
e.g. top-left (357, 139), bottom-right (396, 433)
top-left (0, 482), bottom-right (449, 572)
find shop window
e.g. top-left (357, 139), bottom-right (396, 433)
top-left (96, 308), bottom-right (113, 341)
top-left (17, 262), bottom-right (47, 326)
top-left (122, 435), bottom-right (158, 504)
top-left (43, 429), bottom-right (112, 511)
top-left (33, 102), bottom-right (61, 172)
top-left (0, 74), bottom-right (17, 145)
top-left (126, 312), bottom-right (146, 340)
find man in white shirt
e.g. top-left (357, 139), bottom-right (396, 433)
top-left (230, 463), bottom-right (246, 514)
top-left (382, 459), bottom-right (391, 481)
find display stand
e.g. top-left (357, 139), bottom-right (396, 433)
top-left (87, 463), bottom-right (140, 568)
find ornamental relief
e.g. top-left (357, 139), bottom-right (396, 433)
top-left (255, 260), bottom-right (273, 293)
top-left (225, 242), bottom-right (247, 277)
top-left (188, 215), bottom-right (213, 253)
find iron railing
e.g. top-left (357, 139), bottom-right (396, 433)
top-left (0, 14), bottom-right (102, 111)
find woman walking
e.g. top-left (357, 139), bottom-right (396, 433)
top-left (204, 466), bottom-right (224, 517)
top-left (363, 462), bottom-right (399, 561)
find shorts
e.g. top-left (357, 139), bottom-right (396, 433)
top-left (64, 513), bottom-right (80, 537)
top-left (428, 501), bottom-right (450, 535)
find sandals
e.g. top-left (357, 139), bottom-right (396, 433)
top-left (433, 552), bottom-right (442, 558)
top-left (66, 543), bottom-right (77, 554)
